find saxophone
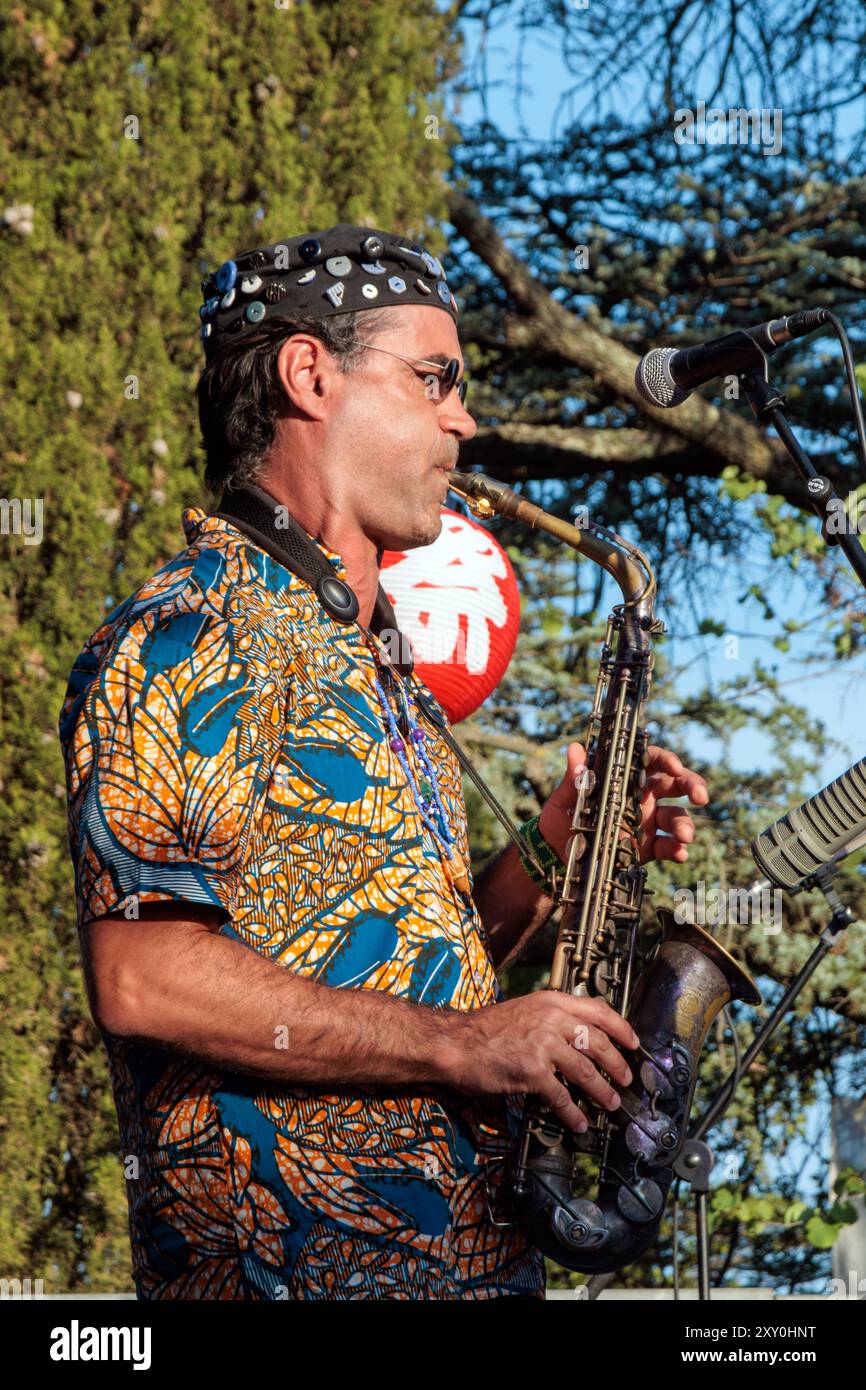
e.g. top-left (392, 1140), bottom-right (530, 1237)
top-left (447, 469), bottom-right (761, 1274)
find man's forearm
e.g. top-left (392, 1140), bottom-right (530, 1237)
top-left (91, 914), bottom-right (463, 1088)
top-left (472, 841), bottom-right (557, 970)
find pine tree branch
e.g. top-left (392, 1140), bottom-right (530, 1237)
top-left (457, 421), bottom-right (849, 508)
top-left (446, 187), bottom-right (798, 486)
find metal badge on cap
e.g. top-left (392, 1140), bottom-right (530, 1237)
top-left (361, 234), bottom-right (385, 259)
top-left (216, 260), bottom-right (238, 292)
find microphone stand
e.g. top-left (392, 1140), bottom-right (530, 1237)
top-left (738, 367), bottom-right (866, 590)
top-left (666, 363), bottom-right (866, 1298)
top-left (679, 865), bottom-right (856, 1300)
top-left (586, 354), bottom-right (866, 1302)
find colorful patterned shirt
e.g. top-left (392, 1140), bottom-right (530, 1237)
top-left (59, 506), bottom-right (546, 1300)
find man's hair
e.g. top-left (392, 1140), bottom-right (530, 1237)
top-left (196, 307), bottom-right (399, 496)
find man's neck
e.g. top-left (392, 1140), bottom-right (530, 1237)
top-left (323, 530), bottom-right (380, 630)
top-left (255, 474), bottom-right (380, 629)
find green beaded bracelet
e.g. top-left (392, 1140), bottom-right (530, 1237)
top-left (518, 813), bottom-right (561, 894)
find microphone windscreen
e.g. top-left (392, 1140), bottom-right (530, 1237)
top-left (751, 756), bottom-right (866, 890)
top-left (634, 349), bottom-right (692, 409)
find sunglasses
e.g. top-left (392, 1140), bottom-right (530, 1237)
top-left (355, 342), bottom-right (469, 406)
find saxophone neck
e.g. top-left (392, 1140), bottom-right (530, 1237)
top-left (447, 469), bottom-right (660, 618)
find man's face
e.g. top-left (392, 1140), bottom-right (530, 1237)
top-left (327, 304), bottom-right (477, 552)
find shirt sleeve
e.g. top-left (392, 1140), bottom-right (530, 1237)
top-left (65, 593), bottom-right (288, 929)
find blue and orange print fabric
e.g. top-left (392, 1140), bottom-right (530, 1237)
top-left (59, 506), bottom-right (546, 1300)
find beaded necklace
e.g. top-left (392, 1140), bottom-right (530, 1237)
top-left (361, 628), bottom-right (472, 896)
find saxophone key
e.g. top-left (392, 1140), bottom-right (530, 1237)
top-left (624, 1111), bottom-right (681, 1163)
top-left (616, 1177), bottom-right (665, 1225)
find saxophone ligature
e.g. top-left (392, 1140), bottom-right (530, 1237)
top-left (447, 468), bottom-right (761, 1274)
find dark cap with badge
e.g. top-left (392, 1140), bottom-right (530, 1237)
top-left (198, 223), bottom-right (459, 358)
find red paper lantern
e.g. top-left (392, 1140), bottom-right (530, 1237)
top-left (380, 507), bottom-right (521, 724)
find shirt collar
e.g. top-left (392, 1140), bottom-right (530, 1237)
top-left (181, 505), bottom-right (348, 579)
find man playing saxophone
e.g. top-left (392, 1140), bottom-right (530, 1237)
top-left (59, 223), bottom-right (708, 1300)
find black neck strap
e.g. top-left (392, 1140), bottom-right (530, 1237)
top-left (210, 483), bottom-right (414, 678)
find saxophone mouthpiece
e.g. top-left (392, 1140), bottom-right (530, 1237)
top-left (447, 470), bottom-right (492, 518)
top-left (447, 470), bottom-right (519, 520)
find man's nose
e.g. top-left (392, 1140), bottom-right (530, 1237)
top-left (440, 392), bottom-right (477, 441)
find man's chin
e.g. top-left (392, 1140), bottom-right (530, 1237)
top-left (376, 510), bottom-right (444, 553)
top-left (415, 508), bottom-right (445, 549)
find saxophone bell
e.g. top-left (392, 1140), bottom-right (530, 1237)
top-left (512, 909), bottom-right (760, 1272)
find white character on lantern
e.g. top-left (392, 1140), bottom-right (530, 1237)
top-left (384, 516), bottom-right (509, 673)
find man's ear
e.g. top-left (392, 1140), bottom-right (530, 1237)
top-left (275, 334), bottom-right (329, 418)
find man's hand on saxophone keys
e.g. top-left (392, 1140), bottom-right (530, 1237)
top-left (443, 993), bottom-right (640, 1133)
top-left (538, 740), bottom-right (708, 866)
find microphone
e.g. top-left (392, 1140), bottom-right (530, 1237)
top-left (635, 308), bottom-right (830, 408)
top-left (751, 754), bottom-right (866, 892)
